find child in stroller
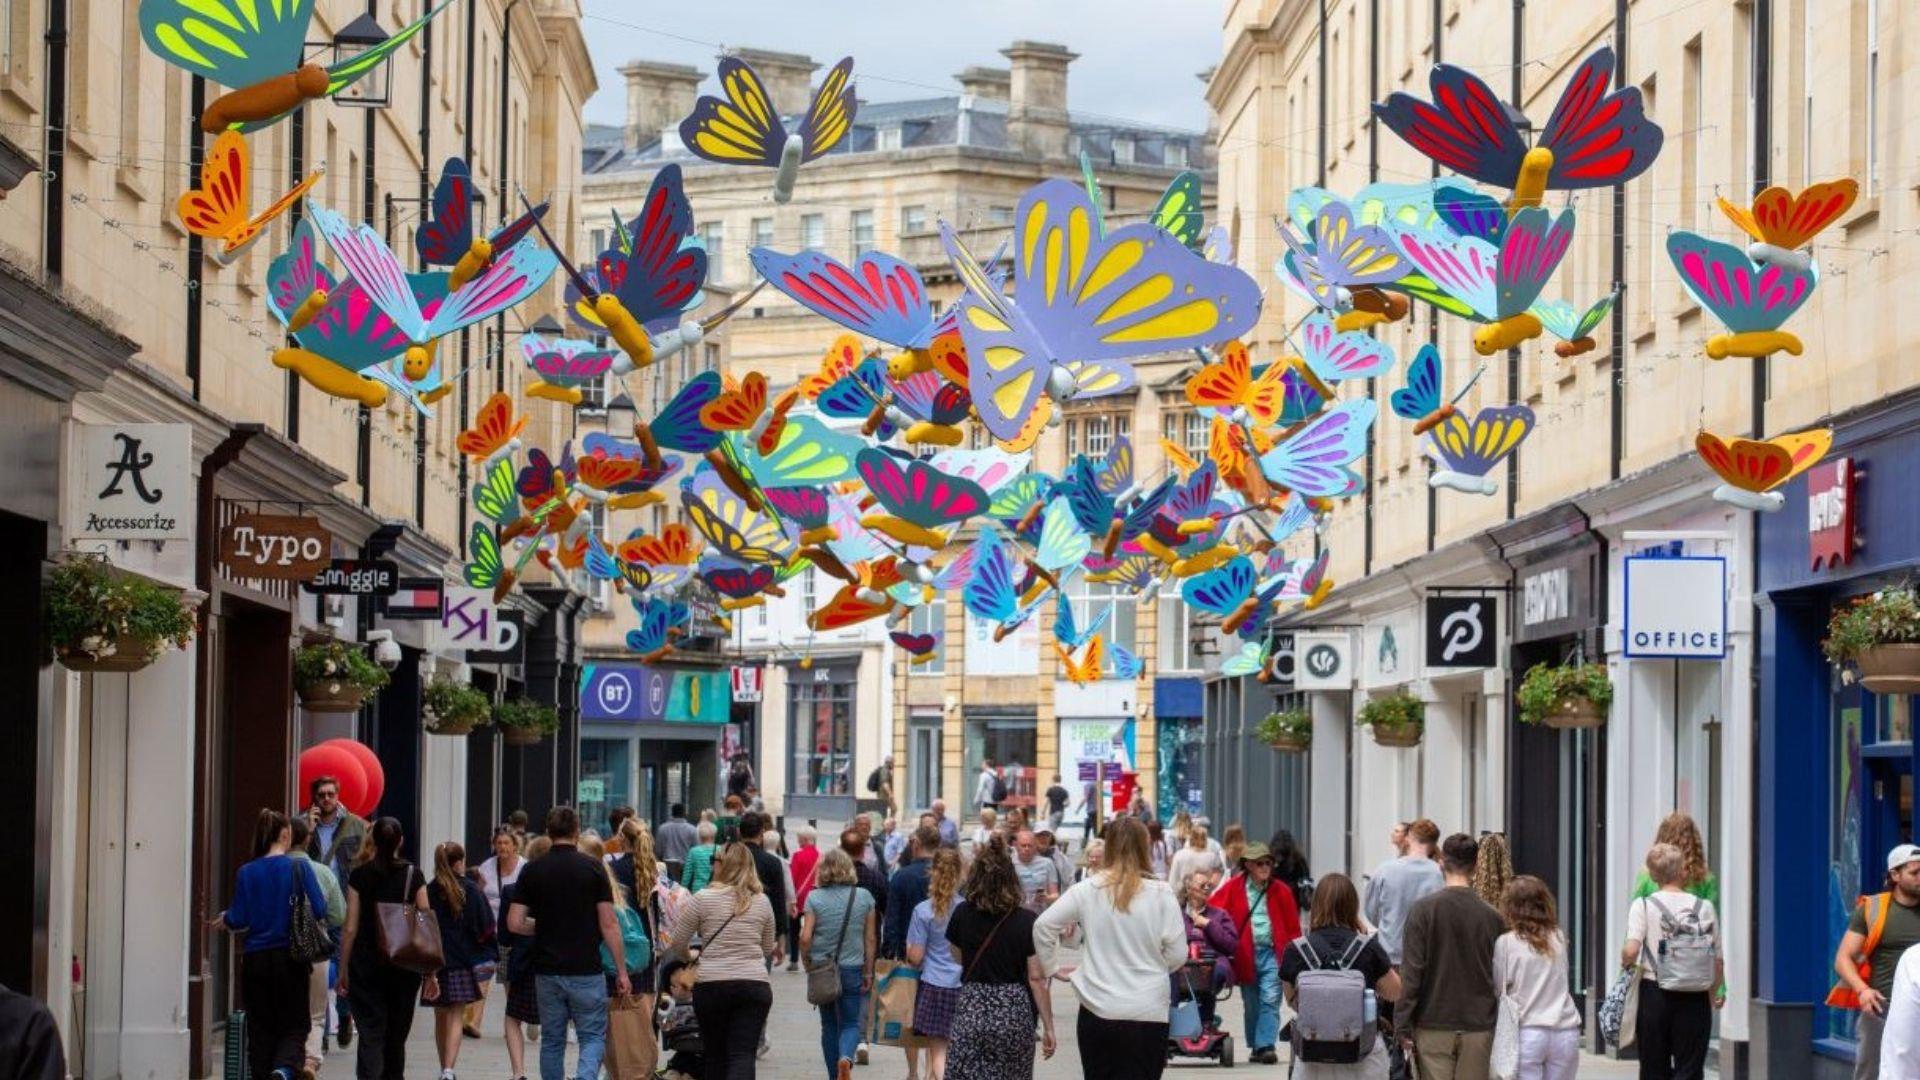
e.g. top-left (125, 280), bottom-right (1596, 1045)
top-left (1169, 868), bottom-right (1240, 1067)
top-left (658, 959), bottom-right (703, 1080)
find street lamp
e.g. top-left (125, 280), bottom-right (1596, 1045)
top-left (527, 314), bottom-right (566, 341)
top-left (328, 14), bottom-right (394, 109)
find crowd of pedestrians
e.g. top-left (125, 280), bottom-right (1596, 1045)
top-left (202, 760), bottom-right (1920, 1080)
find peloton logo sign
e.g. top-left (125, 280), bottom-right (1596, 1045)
top-left (1424, 595), bottom-right (1499, 669)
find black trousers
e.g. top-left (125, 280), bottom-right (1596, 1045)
top-left (1076, 1007), bottom-right (1169, 1080)
top-left (1636, 981), bottom-right (1711, 1080)
top-left (693, 979), bottom-right (773, 1080)
top-left (347, 951), bottom-right (422, 1080)
top-left (241, 947), bottom-right (313, 1079)
top-left (1380, 998), bottom-right (1411, 1080)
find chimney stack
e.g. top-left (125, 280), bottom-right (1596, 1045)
top-left (621, 60), bottom-right (703, 152)
top-left (1001, 41), bottom-right (1077, 159)
top-left (954, 65), bottom-right (1011, 102)
top-left (729, 48), bottom-right (819, 117)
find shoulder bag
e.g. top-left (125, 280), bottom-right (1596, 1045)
top-left (287, 860), bottom-right (333, 964)
top-left (807, 890), bottom-right (860, 1006)
top-left (376, 865), bottom-right (445, 975)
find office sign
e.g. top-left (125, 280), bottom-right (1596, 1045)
top-left (219, 513), bottom-right (332, 580)
top-left (74, 423), bottom-right (192, 541)
top-left (382, 577), bottom-right (445, 620)
top-left (1425, 595), bottom-right (1499, 669)
top-left (1294, 631), bottom-right (1354, 691)
top-left (1808, 458), bottom-right (1856, 570)
top-left (304, 559), bottom-right (399, 596)
top-left (1623, 555), bottom-right (1727, 659)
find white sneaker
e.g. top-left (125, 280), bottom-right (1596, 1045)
top-left (856, 1043), bottom-right (869, 1065)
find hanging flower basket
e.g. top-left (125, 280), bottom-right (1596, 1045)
top-left (1254, 709), bottom-right (1311, 753)
top-left (1855, 644), bottom-right (1920, 695)
top-left (46, 558), bottom-right (195, 674)
top-left (294, 641), bottom-right (389, 714)
top-left (495, 697), bottom-right (559, 746)
top-left (423, 679), bottom-right (492, 736)
top-left (1359, 692), bottom-right (1424, 748)
top-left (1825, 589), bottom-right (1920, 693)
top-left (1518, 662), bottom-right (1613, 730)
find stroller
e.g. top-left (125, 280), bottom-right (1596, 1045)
top-left (657, 958), bottom-right (704, 1080)
top-left (1166, 959), bottom-right (1236, 1067)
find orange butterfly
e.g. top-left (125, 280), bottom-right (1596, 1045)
top-left (621, 523), bottom-right (701, 567)
top-left (1185, 341), bottom-right (1290, 425)
top-left (1161, 438), bottom-right (1200, 475)
top-left (801, 335), bottom-right (865, 399)
top-left (1696, 429), bottom-right (1831, 510)
top-left (701, 371), bottom-right (768, 431)
top-left (456, 393), bottom-right (528, 461)
top-left (178, 130), bottom-right (322, 267)
top-left (926, 329), bottom-right (969, 389)
top-left (1716, 180), bottom-right (1858, 260)
top-left (575, 454), bottom-right (645, 496)
top-left (754, 386), bottom-right (802, 455)
top-left (1057, 636), bottom-right (1105, 686)
top-left (809, 581), bottom-right (894, 632)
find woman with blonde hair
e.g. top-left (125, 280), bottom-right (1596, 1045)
top-left (1631, 813), bottom-right (1717, 905)
top-left (1035, 816), bottom-right (1186, 1080)
top-left (800, 849), bottom-right (877, 1080)
top-left (1168, 825), bottom-right (1226, 892)
top-left (906, 848), bottom-right (966, 1077)
top-left (1495, 876), bottom-right (1581, 1079)
top-left (1220, 824), bottom-right (1247, 868)
top-left (422, 841), bottom-right (495, 1080)
top-left (970, 808), bottom-right (998, 851)
top-left (1622, 843), bottom-right (1724, 1080)
top-left (1473, 831), bottom-right (1514, 910)
top-left (611, 818), bottom-right (663, 1007)
top-left (668, 842), bottom-right (779, 1079)
top-left (581, 835), bottom-right (651, 1013)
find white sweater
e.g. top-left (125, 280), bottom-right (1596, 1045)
top-left (1494, 931), bottom-right (1583, 1030)
top-left (1034, 875), bottom-right (1187, 1023)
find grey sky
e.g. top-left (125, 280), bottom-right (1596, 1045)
top-left (577, 1), bottom-right (1221, 134)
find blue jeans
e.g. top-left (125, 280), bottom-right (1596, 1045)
top-left (1242, 943), bottom-right (1281, 1051)
top-left (816, 965), bottom-right (868, 1076)
top-left (535, 973), bottom-right (608, 1080)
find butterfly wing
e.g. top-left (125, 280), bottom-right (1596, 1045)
top-left (1428, 405), bottom-right (1535, 478)
top-left (471, 458), bottom-right (520, 525)
top-left (307, 203), bottom-right (430, 339)
top-left (1257, 399), bottom-right (1379, 497)
top-left (1036, 497), bottom-right (1093, 574)
top-left (1110, 642), bottom-right (1143, 679)
top-left (416, 158), bottom-right (475, 266)
top-left (1389, 344), bottom-right (1443, 421)
top-left (463, 524), bottom-right (503, 588)
top-left (856, 450), bottom-right (990, 530)
top-left (488, 202), bottom-right (549, 254)
top-left (685, 471), bottom-right (790, 565)
top-left (1299, 312), bottom-right (1397, 383)
top-left (1185, 341), bottom-right (1252, 409)
top-left (1431, 183), bottom-right (1507, 244)
top-left (1182, 556), bottom-right (1256, 618)
top-left (963, 533), bottom-right (1019, 623)
top-left (988, 474), bottom-right (1053, 522)
top-left (1373, 62), bottom-right (1528, 187)
top-left (796, 56), bottom-right (857, 161)
top-left (177, 130), bottom-right (252, 245)
top-left (650, 371), bottom-right (726, 454)
top-left (1388, 225), bottom-right (1500, 322)
top-left (1061, 358), bottom-right (1138, 399)
top-left (1493, 207), bottom-right (1576, 318)
top-left (679, 55), bottom-right (787, 167)
top-left (751, 247), bottom-right (935, 349)
top-left (1694, 429), bottom-right (1832, 493)
top-left (700, 371), bottom-right (768, 432)
top-left (1666, 230), bottom-right (1819, 334)
top-left (139, 0), bottom-right (313, 88)
top-left (740, 415), bottom-right (864, 487)
top-left (1310, 200), bottom-right (1408, 289)
top-left (265, 218), bottom-right (337, 326)
top-left (1098, 437), bottom-right (1135, 497)
top-left (426, 239), bottom-right (559, 338)
top-left (1218, 641), bottom-right (1265, 677)
top-left (951, 295), bottom-right (1053, 443)
top-left (1720, 180), bottom-right (1858, 250)
top-left (1536, 47), bottom-right (1664, 187)
top-left (606, 165), bottom-right (708, 327)
top-left (1152, 171), bottom-right (1206, 248)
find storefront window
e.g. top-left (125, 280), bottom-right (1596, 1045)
top-left (789, 675), bottom-right (854, 796)
top-left (579, 737), bottom-right (632, 835)
top-left (1824, 704), bottom-right (1865, 1043)
top-left (1159, 594), bottom-right (1203, 672)
top-left (964, 717), bottom-right (1037, 806)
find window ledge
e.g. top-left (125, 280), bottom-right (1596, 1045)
top-left (115, 165), bottom-right (150, 204)
top-left (1840, 197), bottom-right (1880, 234)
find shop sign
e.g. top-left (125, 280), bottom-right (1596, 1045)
top-left (1623, 555), bottom-right (1727, 659)
top-left (1294, 631), bottom-right (1354, 691)
top-left (581, 662), bottom-right (671, 722)
top-left (1515, 547), bottom-right (1597, 644)
top-left (304, 558), bottom-right (399, 596)
top-left (74, 423), bottom-right (192, 541)
top-left (1808, 458), bottom-right (1856, 570)
top-left (1425, 595), bottom-right (1499, 669)
top-left (667, 670), bottom-right (729, 724)
top-left (1265, 632), bottom-right (1298, 687)
top-left (219, 513), bottom-right (332, 580)
top-left (1363, 611), bottom-right (1418, 688)
top-left (577, 779), bottom-right (605, 804)
top-left (465, 611), bottom-right (525, 664)
top-left (382, 577), bottom-right (445, 620)
top-left (730, 665), bottom-right (764, 703)
top-left (440, 586), bottom-right (519, 654)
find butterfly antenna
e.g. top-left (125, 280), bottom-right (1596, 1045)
top-left (516, 184), bottom-right (597, 300)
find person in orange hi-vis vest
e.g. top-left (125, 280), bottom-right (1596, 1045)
top-left (1830, 843), bottom-right (1920, 1080)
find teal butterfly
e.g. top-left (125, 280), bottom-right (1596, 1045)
top-left (1219, 639), bottom-right (1271, 678)
top-left (1033, 497), bottom-right (1091, 576)
top-left (464, 524), bottom-right (504, 590)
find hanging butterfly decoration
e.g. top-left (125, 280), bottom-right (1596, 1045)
top-left (854, 449), bottom-right (991, 551)
top-left (520, 335), bottom-right (618, 407)
top-left (1666, 231), bottom-right (1819, 358)
top-left (1275, 199), bottom-right (1409, 330)
top-left (1055, 591), bottom-right (1113, 651)
top-left (139, 0), bottom-right (460, 132)
top-left (890, 631), bottom-right (939, 666)
top-left (1425, 406), bottom-right (1536, 496)
top-left (626, 597), bottom-right (691, 662)
top-left (456, 394), bottom-right (530, 467)
top-left (264, 219), bottom-right (420, 408)
top-left (1531, 293), bottom-right (1617, 358)
top-left (178, 130), bottom-right (322, 266)
top-left (678, 55), bottom-right (858, 202)
top-left (1387, 205), bottom-right (1577, 354)
top-left (1057, 636), bottom-right (1106, 686)
top-left (1694, 429), bottom-right (1833, 512)
top-left (1388, 344), bottom-right (1485, 435)
top-left (418, 157), bottom-right (552, 289)
top-left (1715, 179), bottom-right (1858, 272)
top-left (1256, 399), bottom-right (1378, 499)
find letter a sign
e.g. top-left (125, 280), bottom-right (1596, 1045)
top-left (74, 423), bottom-right (191, 541)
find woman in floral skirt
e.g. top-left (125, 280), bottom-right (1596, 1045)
top-left (943, 840), bottom-right (1055, 1080)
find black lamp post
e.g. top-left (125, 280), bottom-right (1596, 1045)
top-left (329, 14), bottom-right (394, 109)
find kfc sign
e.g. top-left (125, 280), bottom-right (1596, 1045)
top-left (1808, 458), bottom-right (1855, 571)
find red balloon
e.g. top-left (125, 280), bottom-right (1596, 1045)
top-left (299, 743), bottom-right (369, 818)
top-left (323, 739), bottom-right (385, 817)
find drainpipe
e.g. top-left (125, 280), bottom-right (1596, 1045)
top-left (457, 0), bottom-right (478, 541)
top-left (187, 77), bottom-right (205, 399)
top-left (1425, 0), bottom-right (1442, 554)
top-left (41, 0), bottom-right (66, 281)
top-left (495, 0), bottom-right (520, 401)
top-left (187, 426), bottom-right (256, 1071)
top-left (1506, 0), bottom-right (1524, 519)
top-left (415, 11), bottom-right (433, 527)
top-left (1609, 0), bottom-right (1628, 481)
top-left (1363, 0), bottom-right (1379, 577)
top-left (1748, 0), bottom-right (1772, 1034)
top-left (359, 35), bottom-right (376, 509)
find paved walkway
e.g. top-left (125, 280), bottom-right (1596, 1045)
top-left (383, 964), bottom-right (1639, 1079)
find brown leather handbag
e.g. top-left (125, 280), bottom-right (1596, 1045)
top-left (376, 866), bottom-right (445, 974)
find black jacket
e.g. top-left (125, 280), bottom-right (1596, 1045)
top-left (748, 844), bottom-right (790, 935)
top-left (429, 877), bottom-right (498, 970)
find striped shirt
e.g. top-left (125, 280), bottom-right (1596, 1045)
top-left (667, 887), bottom-right (777, 984)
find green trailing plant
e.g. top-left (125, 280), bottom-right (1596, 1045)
top-left (1823, 588), bottom-right (1920, 663)
top-left (294, 640), bottom-right (391, 693)
top-left (493, 697), bottom-right (559, 736)
top-left (1254, 709), bottom-right (1312, 748)
top-left (1516, 662), bottom-right (1614, 725)
top-left (1357, 691), bottom-right (1425, 735)
top-left (45, 557), bottom-right (195, 661)
top-left (422, 679), bottom-right (492, 732)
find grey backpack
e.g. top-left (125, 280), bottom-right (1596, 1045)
top-left (1291, 933), bottom-right (1375, 1064)
top-left (1645, 895), bottom-right (1717, 993)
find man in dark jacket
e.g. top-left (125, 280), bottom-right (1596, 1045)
top-left (738, 812), bottom-right (790, 942)
top-left (1396, 833), bottom-right (1505, 1079)
top-left (882, 826), bottom-right (940, 958)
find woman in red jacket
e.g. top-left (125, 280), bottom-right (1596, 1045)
top-left (1209, 842), bottom-right (1302, 1065)
top-left (786, 826), bottom-right (822, 972)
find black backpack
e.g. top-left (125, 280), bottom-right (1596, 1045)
top-left (990, 773), bottom-right (1009, 804)
top-left (866, 767), bottom-right (883, 793)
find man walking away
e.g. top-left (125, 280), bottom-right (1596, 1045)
top-left (1396, 833), bottom-right (1504, 1080)
top-left (507, 806), bottom-right (629, 1080)
top-left (1366, 817), bottom-right (1443, 1080)
top-left (1833, 843), bottom-right (1920, 1080)
top-left (739, 812), bottom-right (792, 949)
top-left (1043, 775), bottom-right (1070, 835)
top-left (883, 827), bottom-right (937, 958)
top-left (655, 803), bottom-right (699, 881)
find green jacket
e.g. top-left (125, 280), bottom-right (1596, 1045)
top-left (308, 810), bottom-right (368, 882)
top-left (1630, 870), bottom-right (1718, 909)
top-left (289, 851), bottom-right (347, 927)
top-left (683, 844), bottom-right (717, 893)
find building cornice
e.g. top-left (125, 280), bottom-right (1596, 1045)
top-left (0, 257), bottom-right (140, 403)
top-left (536, 6), bottom-right (597, 107)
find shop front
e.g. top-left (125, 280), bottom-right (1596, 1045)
top-left (1155, 676), bottom-right (1205, 821)
top-left (1754, 392), bottom-right (1920, 1079)
top-left (1351, 603), bottom-right (1425, 868)
top-left (1419, 589), bottom-right (1507, 838)
top-left (1056, 676), bottom-right (1143, 835)
top-left (578, 660), bottom-right (729, 826)
top-left (1203, 627), bottom-right (1315, 853)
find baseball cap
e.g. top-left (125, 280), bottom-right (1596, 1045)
top-left (1889, 843), bottom-right (1920, 873)
top-left (1239, 841), bottom-right (1273, 864)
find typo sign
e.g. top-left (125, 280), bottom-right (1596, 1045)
top-left (304, 559), bottom-right (399, 596)
top-left (219, 513), bottom-right (333, 580)
top-left (74, 423), bottom-right (191, 541)
top-left (1425, 595), bottom-right (1499, 669)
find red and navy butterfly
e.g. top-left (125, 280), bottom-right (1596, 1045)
top-left (750, 248), bottom-right (939, 350)
top-left (593, 165), bottom-right (709, 333)
top-left (699, 554), bottom-right (780, 601)
top-left (1374, 48), bottom-right (1662, 190)
top-left (415, 157), bottom-right (549, 267)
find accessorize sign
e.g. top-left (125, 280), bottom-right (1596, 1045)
top-left (1622, 555), bottom-right (1728, 659)
top-left (219, 513), bottom-right (332, 580)
top-left (1294, 631), bottom-right (1354, 691)
top-left (74, 423), bottom-right (191, 541)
